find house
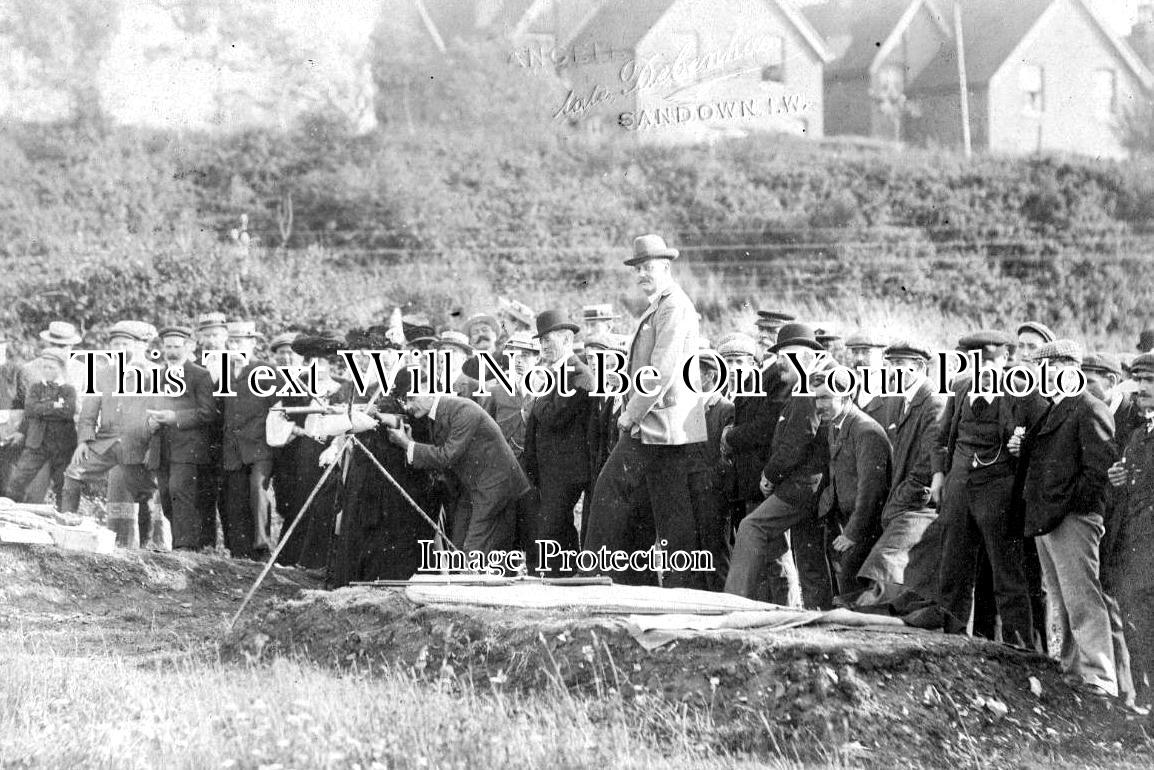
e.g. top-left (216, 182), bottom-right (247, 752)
top-left (904, 0), bottom-right (1154, 157)
top-left (803, 0), bottom-right (952, 140)
top-left (558, 0), bottom-right (833, 144)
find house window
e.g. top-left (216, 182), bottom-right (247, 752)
top-left (1093, 68), bottom-right (1117, 117)
top-left (1020, 64), bottom-right (1044, 113)
top-left (761, 36), bottom-right (785, 83)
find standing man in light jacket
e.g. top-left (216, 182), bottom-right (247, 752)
top-left (584, 234), bottom-right (708, 589)
top-left (1014, 341), bottom-right (1119, 697)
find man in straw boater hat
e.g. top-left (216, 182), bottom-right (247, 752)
top-left (59, 321), bottom-right (160, 546)
top-left (145, 325), bottom-right (220, 551)
top-left (523, 309), bottom-right (594, 574)
top-left (194, 313), bottom-right (229, 384)
top-left (581, 303), bottom-right (617, 340)
top-left (219, 321), bottom-right (277, 560)
top-left (583, 233), bottom-right (709, 589)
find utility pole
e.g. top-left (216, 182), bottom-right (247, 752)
top-left (953, 0), bottom-right (972, 158)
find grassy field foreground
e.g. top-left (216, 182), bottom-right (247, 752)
top-left (0, 635), bottom-right (774, 770)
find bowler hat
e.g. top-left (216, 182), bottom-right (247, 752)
top-left (1017, 321), bottom-right (1055, 343)
top-left (624, 234), bottom-right (679, 266)
top-left (1138, 329), bottom-right (1154, 353)
top-left (158, 325), bottom-right (193, 341)
top-left (1082, 352), bottom-right (1122, 378)
top-left (769, 323), bottom-right (824, 353)
top-left (534, 309), bottom-right (579, 339)
top-left (196, 312), bottom-right (227, 332)
top-left (39, 321), bottom-right (82, 346)
top-left (292, 333), bottom-right (345, 359)
top-left (958, 329), bottom-right (1011, 350)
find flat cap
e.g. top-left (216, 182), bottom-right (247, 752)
top-left (846, 330), bottom-right (888, 349)
top-left (697, 349), bottom-right (721, 370)
top-left (108, 320), bottom-right (155, 342)
top-left (1081, 352), bottom-right (1122, 377)
top-left (756, 310), bottom-right (795, 329)
top-left (226, 321), bottom-right (261, 339)
top-left (196, 312), bottom-right (227, 331)
top-left (268, 332), bottom-right (299, 351)
top-left (1032, 339), bottom-right (1083, 365)
top-left (38, 348), bottom-right (69, 367)
top-left (717, 332), bottom-right (758, 358)
top-left (1017, 321), bottom-right (1055, 342)
top-left (582, 303), bottom-right (616, 322)
top-left (1139, 329), bottom-right (1154, 352)
top-left (958, 329), bottom-right (1012, 350)
top-left (884, 340), bottom-right (932, 361)
top-left (157, 325), bottom-right (193, 340)
top-left (1129, 352), bottom-right (1154, 376)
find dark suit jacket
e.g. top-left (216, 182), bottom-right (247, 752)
top-left (1113, 393), bottom-right (1145, 452)
top-left (726, 364), bottom-right (791, 502)
top-left (221, 360), bottom-right (278, 470)
top-left (931, 375), bottom-right (1048, 477)
top-left (762, 396), bottom-right (827, 508)
top-left (22, 380), bottom-right (78, 452)
top-left (1021, 393), bottom-right (1115, 537)
top-left (157, 362), bottom-right (219, 466)
top-left (524, 355), bottom-right (595, 486)
top-left (411, 396), bottom-right (531, 506)
top-left (819, 404), bottom-right (892, 542)
top-left (880, 382), bottom-right (946, 517)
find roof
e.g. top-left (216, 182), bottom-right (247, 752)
top-left (908, 0), bottom-right (1153, 93)
top-left (803, 0), bottom-right (921, 75)
top-left (565, 0), bottom-right (831, 61)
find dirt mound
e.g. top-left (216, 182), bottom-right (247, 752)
top-left (0, 543), bottom-right (318, 658)
top-left (225, 587), bottom-right (1145, 768)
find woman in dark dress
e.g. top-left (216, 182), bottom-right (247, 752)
top-left (327, 341), bottom-right (441, 587)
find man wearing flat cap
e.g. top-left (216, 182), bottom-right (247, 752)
top-left (1016, 321), bottom-right (1055, 364)
top-left (523, 310), bottom-right (595, 571)
top-left (219, 321), bottom-right (277, 559)
top-left (755, 310), bottom-right (794, 363)
top-left (195, 313), bottom-right (229, 384)
top-left (1014, 341), bottom-right (1120, 697)
top-left (59, 321), bottom-right (162, 545)
top-left (1108, 352), bottom-right (1154, 701)
top-left (719, 330), bottom-right (799, 604)
top-left (913, 329), bottom-right (1045, 647)
top-left (852, 341), bottom-right (947, 608)
top-left (846, 331), bottom-right (890, 426)
top-left (147, 326), bottom-right (220, 550)
top-left (584, 234), bottom-right (708, 589)
top-left (1137, 329), bottom-right (1154, 355)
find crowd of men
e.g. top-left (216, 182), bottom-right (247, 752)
top-left (2, 232), bottom-right (1154, 711)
